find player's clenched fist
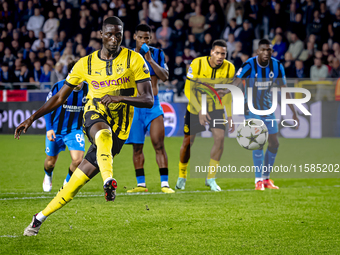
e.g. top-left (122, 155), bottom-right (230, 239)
top-left (100, 95), bottom-right (122, 107)
top-left (14, 117), bottom-right (33, 139)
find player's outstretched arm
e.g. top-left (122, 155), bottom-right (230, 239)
top-left (100, 80), bottom-right (154, 109)
top-left (14, 84), bottom-right (74, 139)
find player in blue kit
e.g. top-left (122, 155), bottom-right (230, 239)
top-left (125, 24), bottom-right (175, 193)
top-left (219, 39), bottom-right (299, 190)
top-left (43, 61), bottom-right (88, 192)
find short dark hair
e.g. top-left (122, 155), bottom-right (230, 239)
top-left (212, 39), bottom-right (227, 49)
top-left (135, 23), bottom-right (152, 33)
top-left (103, 16), bottom-right (123, 29)
top-left (258, 39), bottom-right (271, 47)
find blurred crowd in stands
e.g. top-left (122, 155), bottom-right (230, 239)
top-left (0, 0), bottom-right (340, 94)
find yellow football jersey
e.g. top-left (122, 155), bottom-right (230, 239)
top-left (65, 48), bottom-right (151, 140)
top-left (184, 56), bottom-right (235, 116)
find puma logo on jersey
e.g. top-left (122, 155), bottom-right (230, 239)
top-left (101, 154), bottom-right (110, 158)
top-left (95, 70), bottom-right (102, 75)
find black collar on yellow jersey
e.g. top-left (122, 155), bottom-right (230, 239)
top-left (97, 47), bottom-right (123, 62)
top-left (206, 56), bottom-right (223, 70)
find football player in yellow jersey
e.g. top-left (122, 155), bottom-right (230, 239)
top-left (15, 17), bottom-right (154, 236)
top-left (175, 40), bottom-right (235, 192)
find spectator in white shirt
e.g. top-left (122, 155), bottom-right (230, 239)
top-left (27, 8), bottom-right (45, 38)
top-left (149, 0), bottom-right (164, 29)
top-left (43, 11), bottom-right (60, 39)
top-left (311, 51), bottom-right (332, 101)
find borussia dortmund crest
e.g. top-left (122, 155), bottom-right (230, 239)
top-left (116, 64), bottom-right (124, 75)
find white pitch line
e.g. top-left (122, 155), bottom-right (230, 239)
top-left (0, 188), bottom-right (254, 201)
top-left (0, 185), bottom-right (339, 201)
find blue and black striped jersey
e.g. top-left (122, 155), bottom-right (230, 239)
top-left (135, 46), bottom-right (167, 76)
top-left (45, 79), bottom-right (88, 135)
top-left (236, 56), bottom-right (286, 113)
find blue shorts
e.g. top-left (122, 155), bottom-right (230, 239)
top-left (245, 113), bottom-right (278, 135)
top-left (45, 130), bottom-right (85, 157)
top-left (126, 95), bottom-right (164, 144)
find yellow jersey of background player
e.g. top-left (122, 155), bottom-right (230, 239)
top-left (185, 57), bottom-right (235, 118)
top-left (176, 39), bottom-right (236, 192)
top-left (66, 47), bottom-right (151, 141)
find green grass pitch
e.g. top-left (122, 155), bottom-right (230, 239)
top-left (0, 135), bottom-right (339, 254)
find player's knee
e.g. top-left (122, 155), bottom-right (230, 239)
top-left (269, 139), bottom-right (279, 148)
top-left (133, 144), bottom-right (143, 155)
top-left (95, 129), bottom-right (112, 143)
top-left (72, 158), bottom-right (82, 167)
top-left (45, 159), bottom-right (56, 169)
top-left (154, 142), bottom-right (165, 154)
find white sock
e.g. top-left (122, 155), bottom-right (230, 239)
top-left (36, 211), bottom-right (47, 222)
top-left (103, 177), bottom-right (113, 185)
top-left (137, 183), bottom-right (146, 187)
top-left (255, 178), bottom-right (263, 184)
top-left (161, 181), bottom-right (169, 187)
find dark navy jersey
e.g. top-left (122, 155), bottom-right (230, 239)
top-left (236, 56), bottom-right (286, 113)
top-left (45, 79), bottom-right (88, 135)
top-left (135, 46), bottom-right (167, 76)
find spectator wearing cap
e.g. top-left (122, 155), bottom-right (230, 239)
top-left (329, 58), bottom-right (340, 78)
top-left (189, 5), bottom-right (206, 43)
top-left (149, 0), bottom-right (164, 29)
top-left (43, 11), bottom-right (60, 40)
top-left (27, 8), bottom-right (45, 38)
top-left (287, 32), bottom-right (304, 60)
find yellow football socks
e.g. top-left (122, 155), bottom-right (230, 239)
top-left (207, 158), bottom-right (219, 179)
top-left (179, 161), bottom-right (188, 178)
top-left (95, 129), bottom-right (113, 182)
top-left (42, 168), bottom-right (89, 217)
